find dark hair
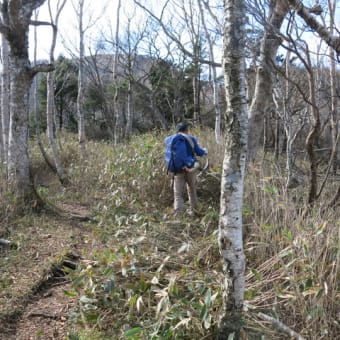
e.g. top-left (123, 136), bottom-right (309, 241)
top-left (176, 122), bottom-right (189, 132)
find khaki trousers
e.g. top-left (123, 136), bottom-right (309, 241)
top-left (173, 171), bottom-right (198, 212)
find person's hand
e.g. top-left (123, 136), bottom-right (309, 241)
top-left (203, 148), bottom-right (208, 155)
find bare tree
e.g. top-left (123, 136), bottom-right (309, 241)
top-left (112, 0), bottom-right (122, 143)
top-left (133, 0), bottom-right (223, 130)
top-left (217, 0), bottom-right (247, 337)
top-left (32, 9), bottom-right (56, 174)
top-left (197, 0), bottom-right (222, 142)
top-left (0, 0), bottom-right (53, 207)
top-left (75, 0), bottom-right (86, 147)
top-left (287, 0), bottom-right (340, 56)
top-left (70, 0), bottom-right (107, 147)
top-left (46, 0), bottom-right (69, 184)
top-left (247, 0), bottom-right (289, 161)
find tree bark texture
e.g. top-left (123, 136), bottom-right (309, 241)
top-left (328, 0), bottom-right (338, 174)
top-left (218, 0), bottom-right (247, 338)
top-left (1, 35), bottom-right (10, 165)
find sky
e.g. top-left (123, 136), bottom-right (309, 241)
top-left (29, 0), bottom-right (340, 67)
top-left (30, 0), bottom-right (119, 60)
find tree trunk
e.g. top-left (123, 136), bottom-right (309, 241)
top-left (305, 68), bottom-right (320, 207)
top-left (113, 0), bottom-right (122, 144)
top-left (32, 10), bottom-right (57, 174)
top-left (217, 0), bottom-right (247, 338)
top-left (0, 0), bottom-right (52, 208)
top-left (248, 1), bottom-right (289, 162)
top-left (46, 0), bottom-right (68, 185)
top-left (125, 80), bottom-right (133, 139)
top-left (1, 36), bottom-right (10, 166)
top-left (77, 0), bottom-right (86, 147)
top-left (197, 0), bottom-right (222, 143)
top-left (328, 0), bottom-right (338, 174)
top-left (8, 56), bottom-right (34, 203)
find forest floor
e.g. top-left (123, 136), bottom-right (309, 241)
top-left (1, 133), bottom-right (339, 340)
top-left (0, 204), bottom-right (94, 340)
top-left (0, 175), bottom-right (220, 339)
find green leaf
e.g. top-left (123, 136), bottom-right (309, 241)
top-left (72, 274), bottom-right (87, 288)
top-left (63, 289), bottom-right (77, 297)
top-left (200, 304), bottom-right (208, 321)
top-left (264, 185), bottom-right (278, 194)
top-left (251, 269), bottom-right (263, 282)
top-left (205, 288), bottom-right (212, 307)
top-left (125, 327), bottom-right (143, 337)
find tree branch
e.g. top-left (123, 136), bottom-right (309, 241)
top-left (133, 0), bottom-right (221, 67)
top-left (29, 19), bottom-right (54, 28)
top-left (258, 312), bottom-right (306, 340)
top-left (30, 63), bottom-right (54, 78)
top-left (288, 0), bottom-right (340, 57)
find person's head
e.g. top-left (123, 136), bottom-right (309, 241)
top-left (176, 122), bottom-right (190, 133)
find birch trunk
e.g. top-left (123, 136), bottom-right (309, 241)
top-left (197, 0), bottom-right (222, 143)
top-left (125, 80), bottom-right (133, 139)
top-left (77, 0), bottom-right (86, 147)
top-left (192, 43), bottom-right (201, 125)
top-left (217, 0), bottom-right (247, 337)
top-left (32, 10), bottom-right (56, 173)
top-left (113, 0), bottom-right (122, 144)
top-left (247, 1), bottom-right (289, 162)
top-left (0, 0), bottom-right (49, 206)
top-left (46, 0), bottom-right (68, 185)
top-left (328, 0), bottom-right (338, 174)
top-left (1, 36), bottom-right (9, 165)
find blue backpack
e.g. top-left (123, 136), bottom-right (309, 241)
top-left (164, 134), bottom-right (195, 174)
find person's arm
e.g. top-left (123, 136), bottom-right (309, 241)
top-left (191, 137), bottom-right (207, 157)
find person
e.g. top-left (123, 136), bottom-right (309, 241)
top-left (170, 122), bottom-right (207, 216)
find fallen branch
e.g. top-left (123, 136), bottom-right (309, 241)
top-left (258, 312), bottom-right (306, 340)
top-left (28, 312), bottom-right (60, 320)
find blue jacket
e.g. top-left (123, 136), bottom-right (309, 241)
top-left (164, 133), bottom-right (206, 172)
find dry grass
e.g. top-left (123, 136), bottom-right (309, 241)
top-left (0, 130), bottom-right (339, 339)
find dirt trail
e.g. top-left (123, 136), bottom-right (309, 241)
top-left (8, 281), bottom-right (73, 340)
top-left (0, 205), bottom-right (94, 340)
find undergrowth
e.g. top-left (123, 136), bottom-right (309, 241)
top-left (1, 129), bottom-right (339, 339)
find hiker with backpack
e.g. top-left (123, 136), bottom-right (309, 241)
top-left (164, 122), bottom-right (208, 216)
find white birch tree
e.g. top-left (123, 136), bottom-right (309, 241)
top-left (327, 0), bottom-right (338, 174)
top-left (217, 0), bottom-right (247, 337)
top-left (112, 0), bottom-right (122, 144)
top-left (197, 0), bottom-right (222, 143)
top-left (46, 0), bottom-right (69, 184)
top-left (75, 0), bottom-right (86, 147)
top-left (0, 0), bottom-right (53, 207)
top-left (0, 34), bottom-right (9, 165)
top-left (247, 0), bottom-right (289, 162)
